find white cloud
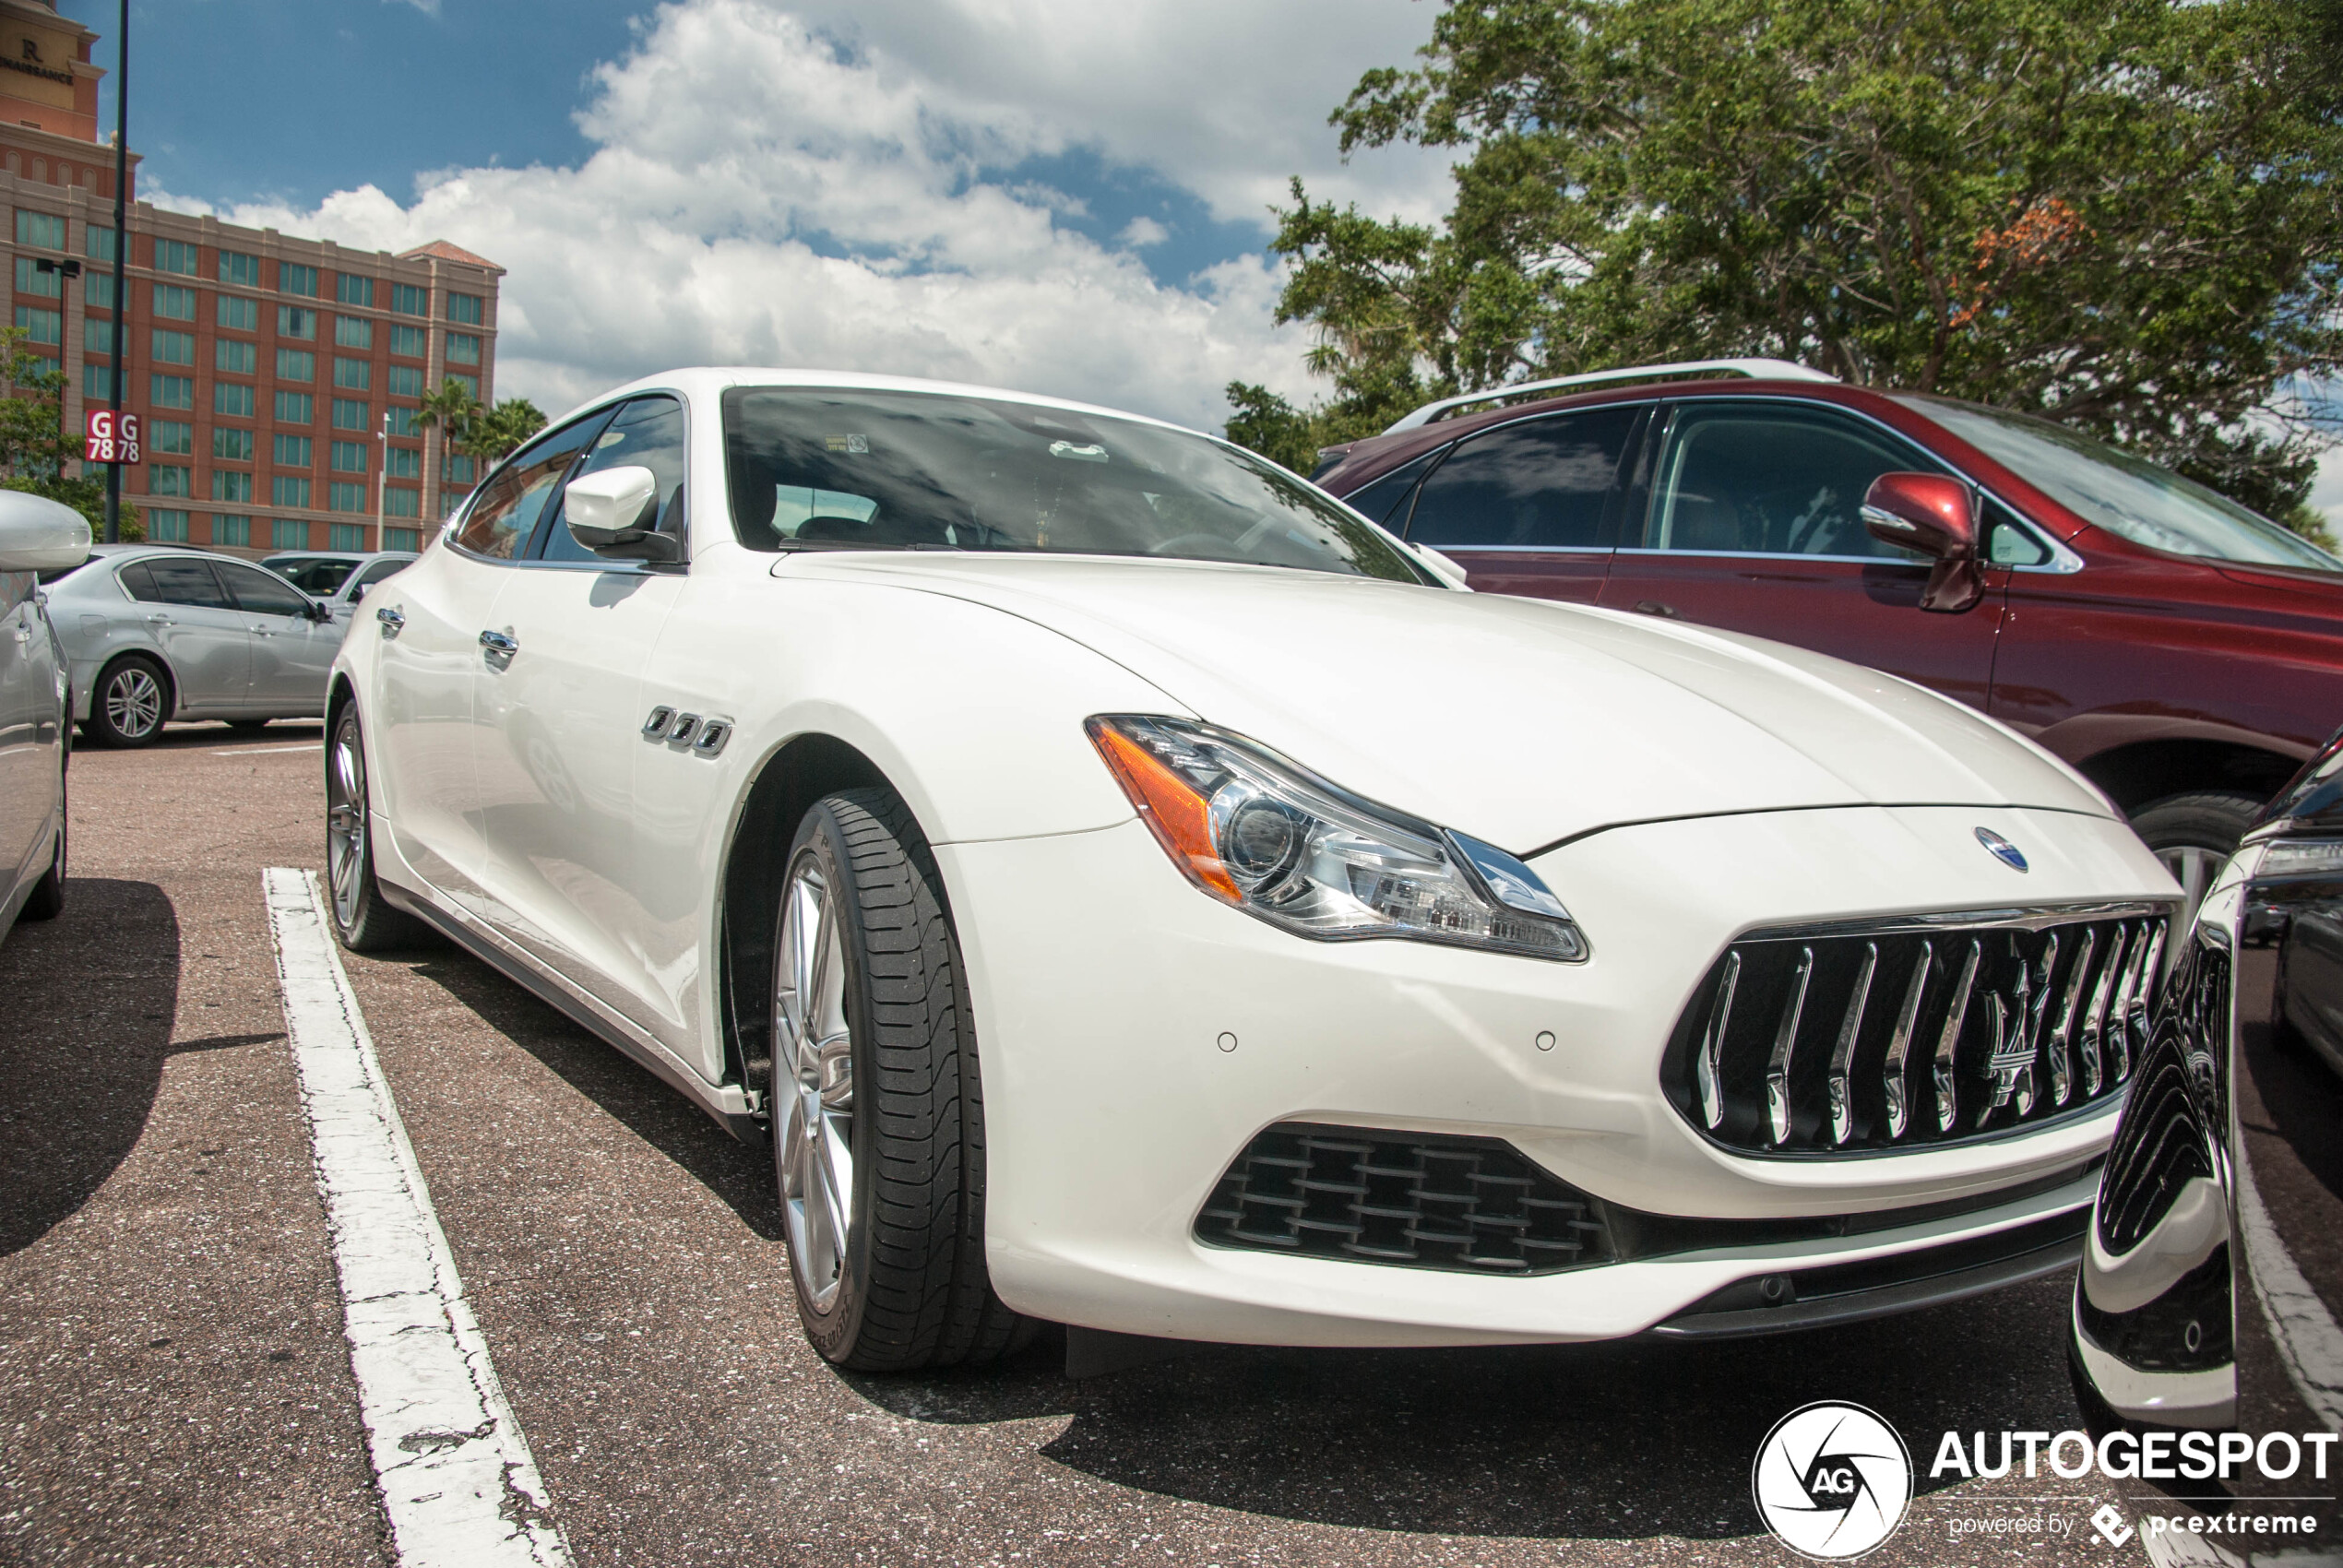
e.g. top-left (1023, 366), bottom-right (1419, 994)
top-left (149, 0), bottom-right (1448, 434)
top-left (1118, 216), bottom-right (1169, 249)
top-left (2314, 447), bottom-right (2343, 531)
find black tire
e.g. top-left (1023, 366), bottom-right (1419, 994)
top-left (84, 655), bottom-right (170, 748)
top-left (20, 747), bottom-right (64, 922)
top-left (324, 704), bottom-right (431, 953)
top-left (2130, 789), bottom-right (2262, 929)
top-left (773, 788), bottom-right (1030, 1372)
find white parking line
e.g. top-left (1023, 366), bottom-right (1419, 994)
top-left (262, 868), bottom-right (571, 1568)
top-left (213, 742), bottom-right (325, 756)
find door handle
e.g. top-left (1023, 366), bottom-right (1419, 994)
top-left (479, 628), bottom-right (519, 669)
top-left (146, 612), bottom-right (169, 626)
top-left (252, 624), bottom-right (276, 636)
top-left (1631, 600), bottom-right (1682, 619)
top-left (376, 605), bottom-right (405, 639)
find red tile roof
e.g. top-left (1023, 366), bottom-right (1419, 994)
top-left (396, 240), bottom-right (502, 272)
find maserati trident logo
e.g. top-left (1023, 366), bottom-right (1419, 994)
top-left (1752, 1402), bottom-right (1913, 1559)
top-left (1975, 826), bottom-right (2028, 872)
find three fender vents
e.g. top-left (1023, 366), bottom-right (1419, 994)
top-left (642, 706), bottom-right (731, 757)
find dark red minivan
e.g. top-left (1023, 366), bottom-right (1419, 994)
top-left (1313, 362), bottom-right (2343, 918)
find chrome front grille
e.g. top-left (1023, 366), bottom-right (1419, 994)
top-left (1663, 907), bottom-right (2171, 1157)
top-left (1194, 1123), bottom-right (1614, 1274)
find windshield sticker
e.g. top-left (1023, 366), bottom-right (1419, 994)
top-left (1049, 441), bottom-right (1108, 463)
top-left (825, 434), bottom-right (870, 454)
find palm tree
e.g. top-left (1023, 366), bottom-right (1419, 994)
top-left (464, 398), bottom-right (546, 463)
top-left (411, 378), bottom-right (482, 446)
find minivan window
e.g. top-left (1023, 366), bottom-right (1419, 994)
top-left (1905, 397), bottom-right (2342, 573)
top-left (1406, 407), bottom-right (1638, 549)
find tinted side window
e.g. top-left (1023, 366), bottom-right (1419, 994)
top-left (453, 413), bottom-right (612, 561)
top-left (1337, 450), bottom-right (1435, 528)
top-left (1405, 407), bottom-right (1640, 549)
top-left (534, 396), bottom-right (686, 563)
top-left (216, 560), bottom-right (310, 617)
top-left (131, 558), bottom-right (230, 608)
top-left (1645, 405), bottom-right (1939, 559)
top-left (353, 557), bottom-right (410, 589)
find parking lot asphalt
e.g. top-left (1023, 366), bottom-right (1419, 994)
top-left (1, 728), bottom-right (2210, 1566)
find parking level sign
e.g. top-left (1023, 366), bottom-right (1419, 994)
top-left (85, 409), bottom-right (140, 465)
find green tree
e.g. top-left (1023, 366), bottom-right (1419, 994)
top-left (0, 327), bottom-right (140, 538)
top-left (411, 377), bottom-right (482, 449)
top-left (1245, 0), bottom-right (2343, 529)
top-left (460, 397), bottom-right (546, 464)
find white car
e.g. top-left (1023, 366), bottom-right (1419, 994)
top-left (328, 369), bottom-right (2178, 1371)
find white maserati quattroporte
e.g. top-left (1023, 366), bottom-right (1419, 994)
top-left (327, 369), bottom-right (2179, 1371)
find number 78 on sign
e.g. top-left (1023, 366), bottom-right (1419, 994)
top-left (85, 409), bottom-right (141, 465)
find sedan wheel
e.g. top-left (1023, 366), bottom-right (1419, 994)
top-left (324, 705), bottom-right (429, 953)
top-left (87, 658), bottom-right (167, 747)
top-left (775, 855), bottom-right (855, 1313)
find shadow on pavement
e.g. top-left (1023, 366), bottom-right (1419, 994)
top-left (406, 944), bottom-right (784, 1241)
top-left (0, 878), bottom-right (251, 1254)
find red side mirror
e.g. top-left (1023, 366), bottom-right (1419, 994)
top-left (1862, 471), bottom-right (1985, 613)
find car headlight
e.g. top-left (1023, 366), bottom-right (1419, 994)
top-left (1086, 714), bottom-right (1587, 961)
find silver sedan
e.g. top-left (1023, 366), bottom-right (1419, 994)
top-left (42, 545), bottom-right (345, 746)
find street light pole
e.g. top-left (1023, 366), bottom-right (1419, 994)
top-left (375, 410), bottom-right (389, 544)
top-left (102, 0), bottom-right (126, 544)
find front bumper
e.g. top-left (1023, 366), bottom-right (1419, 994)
top-left (941, 802), bottom-right (2172, 1346)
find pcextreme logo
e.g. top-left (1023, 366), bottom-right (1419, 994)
top-left (1752, 1402), bottom-right (1915, 1560)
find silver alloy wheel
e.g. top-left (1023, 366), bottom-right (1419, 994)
top-left (104, 665), bottom-right (162, 740)
top-left (327, 711), bottom-right (368, 932)
top-left (775, 855), bottom-right (855, 1313)
top-left (2159, 844), bottom-right (2224, 942)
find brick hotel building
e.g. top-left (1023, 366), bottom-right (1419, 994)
top-left (0, 0), bottom-right (503, 556)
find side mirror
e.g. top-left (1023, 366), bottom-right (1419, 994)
top-left (309, 599), bottom-right (335, 624)
top-left (564, 466), bottom-right (679, 564)
top-left (1862, 471), bottom-right (1984, 613)
top-left (0, 491), bottom-right (90, 573)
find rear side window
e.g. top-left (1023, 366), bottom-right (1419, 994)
top-left (534, 396), bottom-right (686, 562)
top-left (454, 414), bottom-right (612, 561)
top-left (1643, 404), bottom-right (1937, 560)
top-left (353, 557), bottom-right (410, 589)
top-left (124, 557), bottom-right (229, 608)
top-left (1335, 450), bottom-right (1436, 528)
top-left (216, 560), bottom-right (310, 617)
top-left (1405, 407), bottom-right (1640, 549)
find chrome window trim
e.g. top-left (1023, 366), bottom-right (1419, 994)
top-left (1639, 394), bottom-right (2085, 575)
top-left (1429, 543), bottom-right (1614, 556)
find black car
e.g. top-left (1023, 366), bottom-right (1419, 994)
top-left (2075, 731), bottom-right (2343, 1550)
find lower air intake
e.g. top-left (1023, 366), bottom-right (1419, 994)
top-left (1194, 1123), bottom-right (1613, 1275)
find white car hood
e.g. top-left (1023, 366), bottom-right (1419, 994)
top-left (779, 553), bottom-right (2110, 851)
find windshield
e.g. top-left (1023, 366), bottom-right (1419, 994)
top-left (1903, 397), bottom-right (2341, 573)
top-left (722, 387), bottom-right (1427, 582)
top-left (263, 555), bottom-right (361, 595)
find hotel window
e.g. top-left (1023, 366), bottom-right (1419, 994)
top-left (215, 383), bottom-right (256, 418)
top-left (279, 261), bottom-right (318, 296)
top-left (384, 487), bottom-right (420, 518)
top-left (211, 470), bottom-right (253, 503)
top-left (272, 476), bottom-right (311, 508)
top-left (13, 210), bottom-right (64, 249)
top-left (152, 283), bottom-right (195, 319)
top-left (334, 315), bottom-right (372, 350)
top-left (153, 420), bottom-right (193, 456)
top-left (213, 428), bottom-right (254, 462)
top-left (155, 239), bottom-right (197, 276)
top-left (441, 453), bottom-right (474, 484)
top-left (11, 305), bottom-right (58, 344)
top-left (216, 339), bottom-right (257, 374)
top-left (386, 446), bottom-right (421, 480)
top-left (389, 324), bottom-right (424, 358)
top-left (447, 292), bottom-right (483, 326)
top-left (274, 392), bottom-right (313, 425)
top-left (277, 305), bottom-right (315, 339)
top-left (84, 317), bottom-right (113, 354)
top-left (148, 508), bottom-right (188, 542)
top-left (331, 398), bottom-right (369, 432)
top-left (384, 526), bottom-right (420, 552)
top-left (391, 283), bottom-right (426, 316)
top-left (385, 406), bottom-right (417, 437)
top-left (387, 364), bottom-right (422, 398)
top-left (329, 481), bottom-right (368, 512)
top-left (85, 224), bottom-right (113, 263)
top-left (333, 357), bottom-right (370, 391)
top-left (213, 515), bottom-right (251, 547)
top-left (276, 349), bottom-right (315, 382)
top-left (149, 465), bottom-right (191, 496)
top-left (151, 328), bottom-right (194, 365)
top-left (336, 273), bottom-right (373, 307)
top-left (14, 255), bottom-right (58, 298)
top-left (218, 295), bottom-right (257, 331)
top-left (330, 440), bottom-right (367, 472)
top-left (85, 271), bottom-right (113, 309)
top-left (448, 373), bottom-right (479, 399)
top-left (331, 522), bottom-right (370, 552)
top-left (151, 374), bottom-right (193, 410)
top-left (273, 518), bottom-right (310, 550)
top-left (220, 251), bottom-right (260, 287)
top-left (446, 332), bottom-right (481, 364)
top-left (274, 434), bottom-right (312, 468)
top-left (82, 363), bottom-right (113, 399)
